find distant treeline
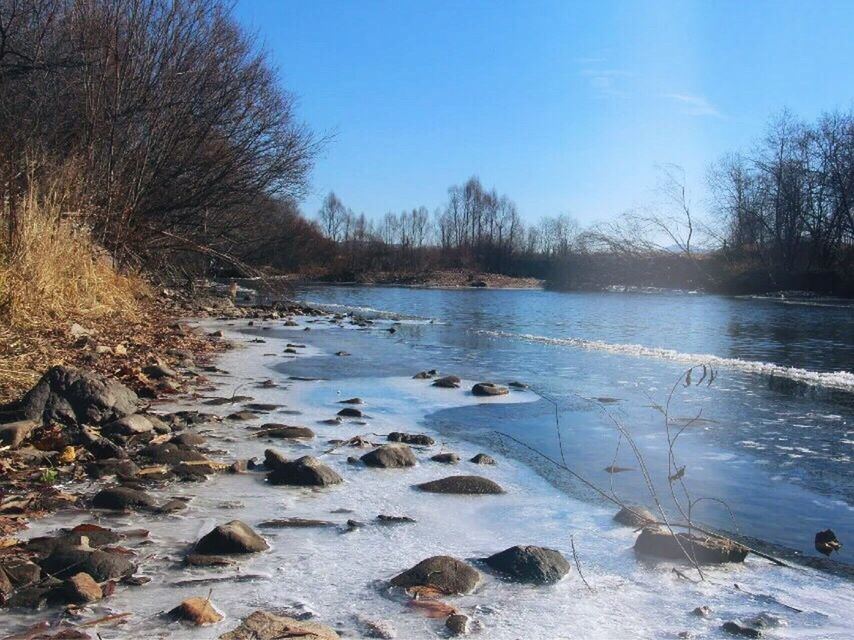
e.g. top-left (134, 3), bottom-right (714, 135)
top-left (313, 111), bottom-right (854, 296)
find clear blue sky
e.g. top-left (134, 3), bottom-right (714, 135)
top-left (235, 0), bottom-right (854, 226)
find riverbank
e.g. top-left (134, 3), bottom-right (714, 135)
top-left (1, 297), bottom-right (853, 638)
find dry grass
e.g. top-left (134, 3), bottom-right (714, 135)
top-left (0, 170), bottom-right (151, 398)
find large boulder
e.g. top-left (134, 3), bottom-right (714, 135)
top-left (634, 527), bottom-right (748, 564)
top-left (416, 475), bottom-right (504, 495)
top-left (220, 610), bottom-right (339, 640)
top-left (361, 444), bottom-right (416, 468)
top-left (614, 506), bottom-right (657, 528)
top-left (10, 366), bottom-right (138, 426)
top-left (194, 521), bottom-right (269, 555)
top-left (483, 545), bottom-right (570, 584)
top-left (390, 556), bottom-right (480, 595)
top-left (266, 456), bottom-right (343, 487)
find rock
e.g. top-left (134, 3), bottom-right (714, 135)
top-left (258, 424), bottom-right (315, 439)
top-left (604, 465), bottom-right (633, 473)
top-left (0, 558), bottom-right (41, 599)
top-left (82, 431), bottom-right (128, 460)
top-left (815, 529), bottom-right (842, 556)
top-left (471, 382), bottom-right (509, 396)
top-left (483, 545), bottom-right (570, 584)
top-left (227, 411), bottom-right (258, 421)
top-left (335, 351), bottom-right (350, 357)
top-left (614, 506), bottom-right (657, 528)
top-left (390, 556), bottom-right (480, 595)
top-left (412, 371), bottom-right (433, 379)
top-left (508, 381), bottom-right (528, 389)
top-left (101, 414), bottom-right (154, 437)
top-left (722, 622), bottom-right (762, 638)
top-left (376, 514), bottom-right (416, 525)
top-left (416, 475), bottom-right (505, 495)
top-left (634, 527), bottom-right (748, 564)
top-left (446, 613), bottom-right (470, 636)
top-left (244, 403), bottom-right (281, 412)
top-left (337, 407), bottom-right (362, 418)
top-left (143, 364), bottom-right (177, 379)
top-left (387, 432), bottom-right (434, 446)
top-left (361, 444), bottom-right (417, 468)
top-left (0, 420), bottom-right (37, 448)
top-left (169, 597), bottom-right (224, 625)
top-left (469, 453), bottom-right (495, 465)
top-left (40, 546), bottom-right (135, 581)
top-left (85, 458), bottom-right (139, 479)
top-left (220, 610), bottom-right (340, 640)
top-left (431, 452), bottom-right (460, 464)
top-left (61, 572), bottom-right (102, 604)
top-left (140, 442), bottom-right (209, 464)
top-left (266, 456), bottom-right (343, 487)
top-left (264, 448), bottom-right (290, 470)
top-left (339, 397), bottom-right (363, 404)
top-left (170, 432), bottom-right (206, 446)
top-left (691, 605), bottom-right (713, 618)
top-left (356, 615), bottom-right (397, 639)
top-left (432, 376), bottom-right (461, 388)
top-left (258, 518), bottom-right (336, 529)
top-left (194, 521), bottom-right (269, 555)
top-left (13, 365), bottom-right (139, 426)
top-left (92, 487), bottom-right (158, 512)
top-left (185, 554), bottom-right (236, 567)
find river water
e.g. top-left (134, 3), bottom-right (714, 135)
top-left (293, 286), bottom-right (854, 568)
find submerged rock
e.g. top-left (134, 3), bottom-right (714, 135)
top-left (376, 515), bottom-right (416, 525)
top-left (227, 411), bottom-right (258, 421)
top-left (431, 452), bottom-right (460, 464)
top-left (387, 432), bottom-right (434, 446)
top-left (194, 520), bottom-right (269, 555)
top-left (258, 424), bottom-right (315, 439)
top-left (722, 622), bottom-right (762, 638)
top-left (483, 545), bottom-right (571, 584)
top-left (337, 407), bottom-right (363, 418)
top-left (469, 453), bottom-right (496, 465)
top-left (391, 556), bottom-right (480, 595)
top-left (169, 596), bottom-right (224, 625)
top-left (339, 397), bottom-right (363, 404)
top-left (416, 475), bottom-right (505, 495)
top-left (634, 527), bottom-right (748, 564)
top-left (220, 610), bottom-right (340, 639)
top-left (259, 518), bottom-right (336, 529)
top-left (266, 456), bottom-right (343, 487)
top-left (361, 444), bottom-right (416, 468)
top-left (614, 505), bottom-right (657, 528)
top-left (471, 382), bottom-right (509, 396)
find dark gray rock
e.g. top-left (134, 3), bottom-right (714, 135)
top-left (92, 487), bottom-right (157, 512)
top-left (85, 458), bottom-right (139, 479)
top-left (266, 456), bottom-right (343, 487)
top-left (264, 448), bottom-right (289, 470)
top-left (101, 414), bottom-right (154, 437)
top-left (431, 452), bottom-right (460, 464)
top-left (469, 453), bottom-right (495, 465)
top-left (390, 556), bottom-right (480, 594)
top-left (387, 432), bottom-right (434, 446)
top-left (337, 407), bottom-right (362, 418)
top-left (39, 545), bottom-right (135, 581)
top-left (634, 527), bottom-right (748, 564)
top-left (471, 382), bottom-right (509, 396)
top-left (139, 443), bottom-right (209, 464)
top-left (258, 424), bottom-right (315, 439)
top-left (446, 613), bottom-right (471, 636)
top-left (483, 545), bottom-right (570, 584)
top-left (361, 444), bottom-right (416, 468)
top-left (170, 432), bottom-right (206, 447)
top-left (194, 520), bottom-right (269, 555)
top-left (12, 366), bottom-right (139, 426)
top-left (432, 376), bottom-right (461, 388)
top-left (416, 475), bottom-right (505, 495)
top-left (722, 622), bottom-right (762, 638)
top-left (376, 515), bottom-right (416, 525)
top-left (614, 506), bottom-right (657, 528)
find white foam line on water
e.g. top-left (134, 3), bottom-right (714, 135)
top-left (476, 330), bottom-right (854, 393)
top-left (303, 300), bottom-right (434, 323)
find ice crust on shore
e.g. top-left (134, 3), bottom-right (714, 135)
top-left (5, 318), bottom-right (853, 639)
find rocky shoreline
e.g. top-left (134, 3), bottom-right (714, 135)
top-left (0, 297), bottom-right (845, 639)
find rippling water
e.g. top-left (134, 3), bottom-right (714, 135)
top-left (293, 286), bottom-right (854, 568)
